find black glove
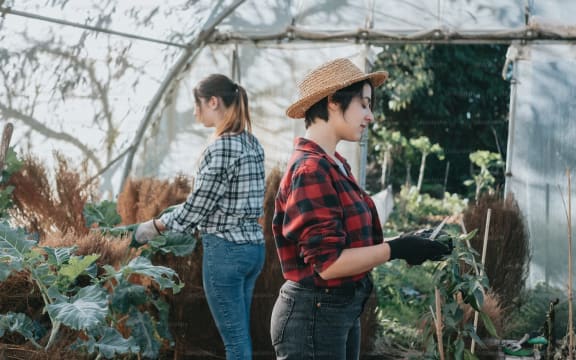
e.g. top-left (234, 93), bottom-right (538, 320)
top-left (387, 234), bottom-right (453, 265)
top-left (407, 228), bottom-right (454, 253)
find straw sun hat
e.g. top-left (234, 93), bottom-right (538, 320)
top-left (286, 58), bottom-right (388, 119)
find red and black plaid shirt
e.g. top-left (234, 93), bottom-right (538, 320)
top-left (273, 138), bottom-right (383, 288)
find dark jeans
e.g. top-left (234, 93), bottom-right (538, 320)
top-left (270, 276), bottom-right (373, 360)
top-left (202, 233), bottom-right (265, 360)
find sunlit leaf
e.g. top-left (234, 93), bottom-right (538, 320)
top-left (47, 285), bottom-right (108, 330)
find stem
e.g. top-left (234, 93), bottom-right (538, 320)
top-left (30, 270), bottom-right (61, 349)
top-left (45, 321), bottom-right (61, 349)
top-left (471, 208), bottom-right (491, 354)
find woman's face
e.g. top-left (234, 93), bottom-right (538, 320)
top-left (194, 96), bottom-right (219, 128)
top-left (335, 83), bottom-right (374, 142)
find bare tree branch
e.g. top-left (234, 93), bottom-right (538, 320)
top-left (0, 103), bottom-right (102, 169)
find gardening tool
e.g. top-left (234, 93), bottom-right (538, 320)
top-left (502, 332), bottom-right (547, 358)
top-left (430, 216), bottom-right (449, 240)
top-left (505, 333), bottom-right (530, 352)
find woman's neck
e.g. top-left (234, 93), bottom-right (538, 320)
top-left (305, 121), bottom-right (338, 157)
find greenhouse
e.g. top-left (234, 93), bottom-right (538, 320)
top-left (0, 0), bottom-right (575, 359)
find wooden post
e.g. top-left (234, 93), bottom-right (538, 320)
top-left (566, 170), bottom-right (573, 359)
top-left (0, 123), bottom-right (13, 170)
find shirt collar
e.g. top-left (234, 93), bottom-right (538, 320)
top-left (294, 137), bottom-right (350, 169)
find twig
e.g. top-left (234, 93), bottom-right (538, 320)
top-left (471, 208), bottom-right (491, 354)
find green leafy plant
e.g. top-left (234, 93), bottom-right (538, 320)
top-left (410, 136), bottom-right (445, 194)
top-left (0, 220), bottom-right (189, 358)
top-left (389, 185), bottom-right (467, 230)
top-left (423, 230), bottom-right (498, 360)
top-left (464, 151), bottom-right (504, 200)
top-left (0, 148), bottom-right (23, 218)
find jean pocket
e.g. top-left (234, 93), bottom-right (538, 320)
top-left (270, 291), bottom-right (295, 346)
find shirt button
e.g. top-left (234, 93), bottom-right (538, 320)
top-left (316, 302), bottom-right (321, 308)
top-left (325, 289), bottom-right (329, 293)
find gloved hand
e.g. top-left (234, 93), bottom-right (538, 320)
top-left (387, 234), bottom-right (453, 265)
top-left (130, 219), bottom-right (161, 248)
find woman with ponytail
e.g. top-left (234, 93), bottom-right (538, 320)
top-left (134, 74), bottom-right (266, 360)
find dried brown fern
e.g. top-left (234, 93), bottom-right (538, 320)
top-left (117, 175), bottom-right (191, 224)
top-left (6, 153), bottom-right (95, 239)
top-left (41, 231), bottom-right (133, 269)
top-left (463, 192), bottom-right (530, 313)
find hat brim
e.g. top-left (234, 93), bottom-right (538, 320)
top-left (286, 71), bottom-right (388, 119)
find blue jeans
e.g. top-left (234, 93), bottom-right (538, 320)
top-left (202, 233), bottom-right (265, 360)
top-left (270, 276), bottom-right (373, 360)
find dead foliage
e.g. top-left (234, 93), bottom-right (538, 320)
top-left (117, 175), bottom-right (191, 224)
top-left (41, 230), bottom-right (132, 269)
top-left (6, 153), bottom-right (95, 239)
top-left (463, 192), bottom-right (530, 313)
top-left (461, 291), bottom-right (505, 338)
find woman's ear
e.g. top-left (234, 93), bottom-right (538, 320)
top-left (208, 96), bottom-right (219, 109)
top-left (327, 98), bottom-right (341, 113)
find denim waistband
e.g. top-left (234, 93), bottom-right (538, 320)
top-left (286, 275), bottom-right (372, 297)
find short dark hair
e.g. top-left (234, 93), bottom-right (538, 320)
top-left (304, 80), bottom-right (373, 129)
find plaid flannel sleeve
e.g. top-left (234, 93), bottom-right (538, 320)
top-left (159, 142), bottom-right (229, 233)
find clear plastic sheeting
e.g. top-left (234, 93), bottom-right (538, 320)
top-left (141, 43), bottom-right (371, 180)
top-left (0, 0), bottom-right (576, 199)
top-left (505, 43), bottom-right (576, 287)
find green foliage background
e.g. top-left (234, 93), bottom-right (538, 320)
top-left (368, 44), bottom-right (510, 196)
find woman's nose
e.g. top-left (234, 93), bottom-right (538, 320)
top-left (365, 110), bottom-right (374, 123)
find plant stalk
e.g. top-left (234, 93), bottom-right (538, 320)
top-left (471, 208), bottom-right (491, 354)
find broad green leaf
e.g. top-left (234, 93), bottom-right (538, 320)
top-left (480, 311), bottom-right (498, 337)
top-left (47, 285), bottom-right (68, 303)
top-left (110, 279), bottom-right (147, 313)
top-left (30, 263), bottom-right (58, 289)
top-left (0, 312), bottom-right (37, 341)
top-left (94, 328), bottom-right (140, 358)
top-left (120, 257), bottom-right (183, 293)
top-left (151, 298), bottom-right (173, 343)
top-left (464, 323), bottom-right (486, 348)
top-left (94, 223), bottom-right (137, 237)
top-left (47, 285), bottom-right (108, 330)
top-left (42, 246), bottom-right (76, 266)
top-left (83, 201), bottom-right (122, 228)
top-left (0, 223), bottom-right (36, 280)
top-left (59, 254), bottom-right (100, 283)
top-left (148, 231), bottom-right (197, 256)
top-left (454, 338), bottom-right (465, 360)
top-left (126, 309), bottom-right (161, 359)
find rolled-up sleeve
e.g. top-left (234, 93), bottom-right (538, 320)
top-left (282, 162), bottom-right (346, 275)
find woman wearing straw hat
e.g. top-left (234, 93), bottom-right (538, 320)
top-left (270, 58), bottom-right (452, 359)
